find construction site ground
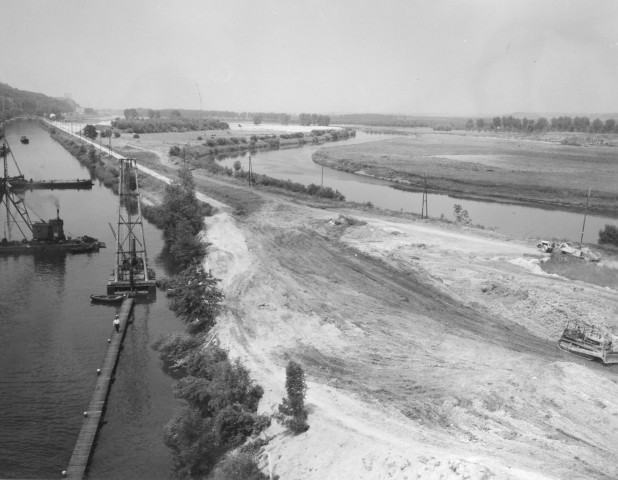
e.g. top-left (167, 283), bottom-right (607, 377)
top-left (118, 139), bottom-right (618, 480)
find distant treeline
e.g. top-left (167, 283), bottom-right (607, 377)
top-left (467, 115), bottom-right (618, 134)
top-left (171, 128), bottom-right (356, 158)
top-left (329, 113), bottom-right (431, 128)
top-left (121, 107), bottom-right (334, 127)
top-left (0, 82), bottom-right (75, 123)
top-left (112, 116), bottom-right (229, 134)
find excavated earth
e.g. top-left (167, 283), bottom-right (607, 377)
top-left (201, 194), bottom-right (618, 480)
top-left (121, 136), bottom-right (618, 480)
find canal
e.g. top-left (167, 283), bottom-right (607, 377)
top-left (223, 127), bottom-right (617, 243)
top-left (0, 120), bottom-right (181, 479)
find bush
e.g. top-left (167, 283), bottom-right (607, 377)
top-left (133, 133), bottom-right (140, 138)
top-left (453, 204), bottom-right (472, 225)
top-left (599, 224), bottom-right (618, 246)
top-left (211, 452), bottom-right (270, 480)
top-left (114, 132), bottom-right (121, 138)
top-left (162, 344), bottom-right (267, 478)
top-left (169, 145), bottom-right (182, 156)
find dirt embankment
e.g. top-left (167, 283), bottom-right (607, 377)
top-left (197, 185), bottom-right (618, 479)
top-left (123, 138), bottom-right (618, 479)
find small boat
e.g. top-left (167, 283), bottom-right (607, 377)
top-left (90, 293), bottom-right (125, 304)
top-left (20, 136), bottom-right (29, 144)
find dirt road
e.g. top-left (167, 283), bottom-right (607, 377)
top-left (126, 139), bottom-right (618, 479)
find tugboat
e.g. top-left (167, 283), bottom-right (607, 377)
top-left (558, 322), bottom-right (618, 365)
top-left (20, 136), bottom-right (29, 144)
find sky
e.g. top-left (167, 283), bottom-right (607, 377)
top-left (2, 0), bottom-right (618, 117)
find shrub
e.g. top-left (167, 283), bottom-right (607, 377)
top-left (152, 333), bottom-right (202, 365)
top-left (599, 224), bottom-right (618, 246)
top-left (114, 132), bottom-right (121, 138)
top-left (453, 204), bottom-right (472, 225)
top-left (133, 133), bottom-right (140, 138)
top-left (162, 344), bottom-right (267, 478)
top-left (211, 452), bottom-right (269, 480)
top-left (197, 136), bottom-right (203, 140)
top-left (169, 145), bottom-right (182, 156)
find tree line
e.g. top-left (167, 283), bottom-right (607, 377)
top-left (298, 113), bottom-right (330, 126)
top-left (112, 117), bottom-right (229, 134)
top-left (466, 115), bottom-right (618, 133)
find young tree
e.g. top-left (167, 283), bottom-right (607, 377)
top-left (278, 360), bottom-right (309, 433)
top-left (82, 124), bottom-right (98, 140)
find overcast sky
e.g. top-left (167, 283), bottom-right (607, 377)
top-left (2, 0), bottom-right (617, 116)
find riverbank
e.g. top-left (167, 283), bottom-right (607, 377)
top-left (312, 132), bottom-right (618, 218)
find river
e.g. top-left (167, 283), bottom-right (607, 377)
top-left (0, 120), bottom-right (180, 479)
top-left (222, 129), bottom-right (617, 243)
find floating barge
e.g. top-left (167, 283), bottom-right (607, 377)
top-left (7, 174), bottom-right (93, 191)
top-left (558, 322), bottom-right (618, 365)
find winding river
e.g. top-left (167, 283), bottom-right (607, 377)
top-left (222, 129), bottom-right (617, 244)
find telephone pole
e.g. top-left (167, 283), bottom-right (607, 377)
top-left (421, 172), bottom-right (428, 219)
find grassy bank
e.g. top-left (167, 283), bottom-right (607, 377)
top-left (313, 133), bottom-right (618, 217)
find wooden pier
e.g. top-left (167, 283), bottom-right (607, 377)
top-left (63, 297), bottom-right (134, 480)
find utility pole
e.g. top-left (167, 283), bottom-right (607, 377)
top-left (421, 172), bottom-right (428, 219)
top-left (248, 155), bottom-right (253, 186)
top-left (580, 186), bottom-right (591, 246)
top-left (321, 163), bottom-right (324, 189)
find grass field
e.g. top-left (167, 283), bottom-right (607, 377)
top-left (314, 132), bottom-right (618, 216)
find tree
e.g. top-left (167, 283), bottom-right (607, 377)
top-left (252, 114), bottom-right (262, 125)
top-left (603, 119), bottom-right (616, 133)
top-left (476, 118), bottom-right (485, 131)
top-left (171, 109), bottom-right (181, 118)
top-left (465, 119), bottom-right (474, 130)
top-left (278, 360), bottom-right (309, 433)
top-left (146, 108), bottom-right (155, 119)
top-left (492, 117), bottom-right (501, 130)
top-left (591, 118), bottom-right (604, 133)
top-left (599, 224), bottom-right (618, 246)
top-left (280, 113), bottom-right (290, 125)
top-left (534, 117), bottom-right (549, 131)
top-left (123, 108), bottom-right (138, 120)
top-left (82, 124), bottom-right (98, 140)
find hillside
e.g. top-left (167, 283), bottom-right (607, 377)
top-left (0, 82), bottom-right (75, 122)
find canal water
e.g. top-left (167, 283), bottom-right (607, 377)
top-left (0, 121), bottom-right (181, 479)
top-left (222, 129), bottom-right (617, 243)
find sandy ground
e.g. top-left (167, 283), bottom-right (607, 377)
top-left (56, 122), bottom-right (618, 479)
top-left (199, 194), bottom-right (618, 479)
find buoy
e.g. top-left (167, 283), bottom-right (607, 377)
top-left (62, 470), bottom-right (67, 477)
top-left (97, 368), bottom-right (101, 375)
top-left (107, 338), bottom-right (111, 343)
top-left (83, 411), bottom-right (88, 417)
